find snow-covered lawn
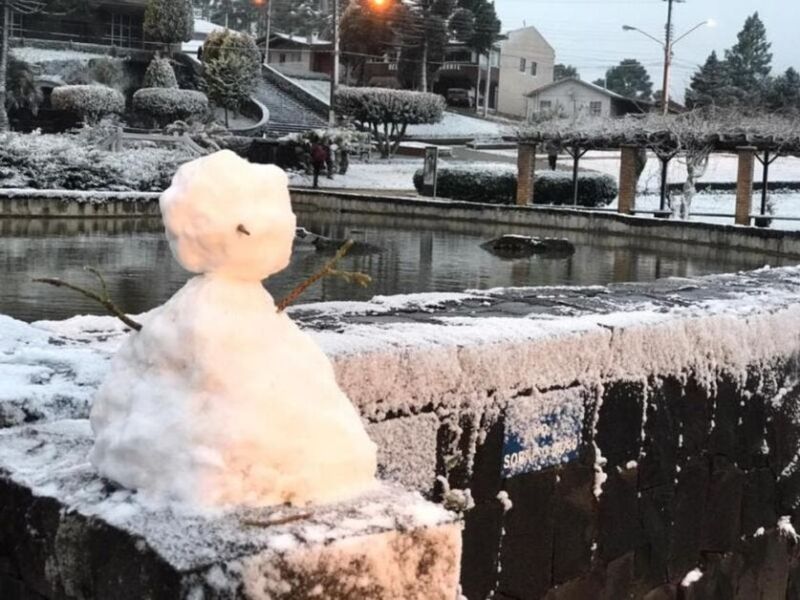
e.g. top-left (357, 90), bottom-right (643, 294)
top-left (581, 151), bottom-right (800, 193)
top-left (407, 112), bottom-right (512, 140)
top-left (288, 158), bottom-right (511, 191)
top-left (610, 191), bottom-right (800, 231)
top-left (11, 47), bottom-right (106, 63)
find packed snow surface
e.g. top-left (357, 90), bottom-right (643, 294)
top-left (90, 151), bottom-right (377, 508)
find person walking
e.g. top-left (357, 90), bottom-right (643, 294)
top-left (310, 143), bottom-right (329, 189)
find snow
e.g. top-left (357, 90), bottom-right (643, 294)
top-left (406, 112), bottom-right (511, 140)
top-left (288, 158), bottom-right (512, 191)
top-left (289, 77), bottom-right (331, 105)
top-left (90, 151), bottom-right (377, 508)
top-left (778, 515), bottom-right (799, 541)
top-left (0, 419), bottom-right (460, 596)
top-left (11, 47), bottom-right (106, 63)
top-left (681, 568), bottom-right (703, 588)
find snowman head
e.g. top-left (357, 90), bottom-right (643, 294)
top-left (160, 150), bottom-right (297, 281)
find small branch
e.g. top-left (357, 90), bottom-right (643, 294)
top-left (277, 240), bottom-right (370, 312)
top-left (33, 275), bottom-right (143, 332)
top-left (242, 512), bottom-right (313, 528)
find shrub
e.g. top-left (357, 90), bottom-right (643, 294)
top-left (144, 0), bottom-right (194, 46)
top-left (143, 57), bottom-right (178, 89)
top-left (90, 58), bottom-right (127, 91)
top-left (50, 85), bottom-right (125, 123)
top-left (0, 131), bottom-right (190, 191)
top-left (133, 88), bottom-right (209, 127)
top-left (202, 30), bottom-right (261, 125)
top-left (334, 87), bottom-right (446, 158)
top-left (413, 166), bottom-right (618, 207)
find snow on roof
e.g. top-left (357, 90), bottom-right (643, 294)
top-left (270, 32), bottom-right (331, 46)
top-left (525, 77), bottom-right (635, 102)
top-left (194, 18), bottom-right (226, 35)
top-left (11, 47), bottom-right (106, 64)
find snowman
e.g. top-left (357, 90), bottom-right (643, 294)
top-left (89, 150), bottom-right (377, 508)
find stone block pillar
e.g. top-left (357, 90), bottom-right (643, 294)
top-left (517, 143), bottom-right (536, 206)
top-left (735, 147), bottom-right (756, 226)
top-left (618, 145), bottom-right (639, 215)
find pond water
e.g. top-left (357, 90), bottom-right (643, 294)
top-left (0, 210), bottom-right (792, 322)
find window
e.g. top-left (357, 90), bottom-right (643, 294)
top-left (589, 101), bottom-right (603, 116)
top-left (530, 62), bottom-right (538, 77)
top-left (540, 100), bottom-right (552, 111)
top-left (10, 10), bottom-right (23, 37)
top-left (108, 13), bottom-right (135, 47)
top-left (519, 58), bottom-right (527, 72)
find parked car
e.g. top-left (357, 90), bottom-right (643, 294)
top-left (446, 88), bottom-right (474, 108)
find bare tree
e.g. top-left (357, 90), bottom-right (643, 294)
top-left (1, 1), bottom-right (45, 131)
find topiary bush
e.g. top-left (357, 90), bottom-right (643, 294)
top-left (132, 88), bottom-right (209, 127)
top-left (334, 87), bottom-right (446, 158)
top-left (143, 57), bottom-right (178, 89)
top-left (50, 85), bottom-right (125, 124)
top-left (413, 165), bottom-right (618, 207)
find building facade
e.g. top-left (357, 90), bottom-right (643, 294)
top-left (265, 33), bottom-right (333, 78)
top-left (526, 78), bottom-right (649, 120)
top-left (10, 0), bottom-right (148, 50)
top-left (497, 26), bottom-right (555, 118)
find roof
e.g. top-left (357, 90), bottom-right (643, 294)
top-left (525, 77), bottom-right (634, 102)
top-left (269, 32), bottom-right (331, 47)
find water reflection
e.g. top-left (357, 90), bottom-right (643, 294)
top-left (0, 212), bottom-right (792, 322)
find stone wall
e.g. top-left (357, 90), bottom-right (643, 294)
top-left (4, 268), bottom-right (800, 598)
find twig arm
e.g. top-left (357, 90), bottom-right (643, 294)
top-left (32, 277), bottom-right (143, 332)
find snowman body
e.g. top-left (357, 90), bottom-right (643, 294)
top-left (90, 151), bottom-right (377, 507)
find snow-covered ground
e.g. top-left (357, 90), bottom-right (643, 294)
top-left (290, 77), bottom-right (332, 105)
top-left (407, 112), bottom-right (512, 140)
top-left (613, 192), bottom-right (800, 231)
top-left (581, 151), bottom-right (800, 192)
top-left (288, 158), bottom-right (511, 191)
top-left (11, 47), bottom-right (106, 63)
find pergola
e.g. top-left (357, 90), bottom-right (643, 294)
top-left (515, 112), bottom-right (800, 226)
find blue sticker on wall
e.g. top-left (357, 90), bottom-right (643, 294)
top-left (502, 388), bottom-right (585, 478)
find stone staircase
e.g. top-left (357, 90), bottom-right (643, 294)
top-left (254, 77), bottom-right (327, 137)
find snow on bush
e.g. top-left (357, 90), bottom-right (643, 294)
top-left (202, 30), bottom-right (262, 119)
top-left (144, 0), bottom-right (194, 45)
top-left (0, 131), bottom-right (190, 192)
top-left (413, 165), bottom-right (618, 207)
top-left (133, 88), bottom-right (209, 127)
top-left (143, 57), bottom-right (178, 89)
top-left (50, 85), bottom-right (125, 124)
top-left (334, 87), bottom-right (446, 157)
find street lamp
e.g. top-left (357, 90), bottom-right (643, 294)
top-left (623, 0), bottom-right (713, 115)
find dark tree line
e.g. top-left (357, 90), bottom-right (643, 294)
top-left (686, 12), bottom-right (799, 112)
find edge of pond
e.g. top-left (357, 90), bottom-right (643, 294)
top-left (4, 187), bottom-right (800, 260)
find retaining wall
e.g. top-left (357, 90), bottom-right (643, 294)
top-left (4, 268), bottom-right (800, 597)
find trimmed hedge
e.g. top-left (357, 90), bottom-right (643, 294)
top-left (132, 88), bottom-right (209, 126)
top-left (50, 85), bottom-right (125, 123)
top-left (413, 166), bottom-right (618, 207)
top-left (143, 57), bottom-right (179, 89)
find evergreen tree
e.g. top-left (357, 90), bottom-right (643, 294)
top-left (202, 29), bottom-right (261, 126)
top-left (685, 51), bottom-right (731, 108)
top-left (457, 0), bottom-right (500, 114)
top-left (602, 59), bottom-right (653, 101)
top-left (554, 64), bottom-right (579, 80)
top-left (340, 0), bottom-right (402, 86)
top-left (144, 0), bottom-right (194, 50)
top-left (766, 67), bottom-right (800, 112)
top-left (270, 0), bottom-right (328, 37)
top-left (724, 12), bottom-right (772, 93)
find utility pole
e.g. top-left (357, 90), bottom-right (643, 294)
top-left (264, 0), bottom-right (272, 66)
top-left (661, 0), bottom-right (679, 115)
top-left (329, 0), bottom-right (340, 125)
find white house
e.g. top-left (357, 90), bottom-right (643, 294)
top-left (497, 26), bottom-right (555, 118)
top-left (525, 77), bottom-right (650, 121)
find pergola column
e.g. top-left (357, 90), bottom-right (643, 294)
top-left (735, 146), bottom-right (756, 226)
top-left (618, 145), bottom-right (639, 215)
top-left (517, 143), bottom-right (537, 206)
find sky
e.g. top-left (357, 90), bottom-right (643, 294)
top-left (494, 0), bottom-right (800, 102)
